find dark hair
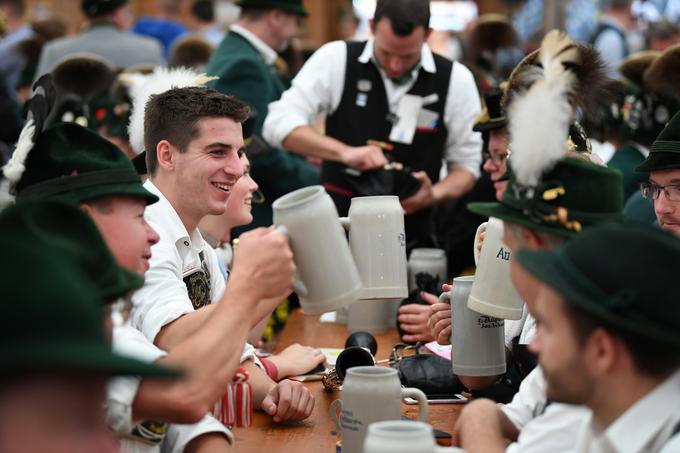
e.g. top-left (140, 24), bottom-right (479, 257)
top-left (0, 0), bottom-right (25, 15)
top-left (373, 0), bottom-right (430, 36)
top-left (144, 87), bottom-right (250, 175)
top-left (191, 0), bottom-right (214, 22)
top-left (563, 302), bottom-right (680, 377)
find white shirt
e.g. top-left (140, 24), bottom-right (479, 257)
top-left (131, 180), bottom-right (256, 362)
top-left (503, 367), bottom-right (588, 453)
top-left (504, 303), bottom-right (536, 347)
top-left (573, 369), bottom-right (680, 453)
top-left (108, 325), bottom-right (232, 453)
top-left (262, 39), bottom-right (482, 178)
top-left (229, 24), bottom-right (277, 65)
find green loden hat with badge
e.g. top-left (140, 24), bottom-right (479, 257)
top-left (0, 201), bottom-right (178, 377)
top-left (236, 0), bottom-right (308, 16)
top-left (1, 199), bottom-right (143, 302)
top-left (13, 122), bottom-right (157, 204)
top-left (636, 110), bottom-right (680, 172)
top-left (468, 30), bottom-right (623, 237)
top-left (515, 222), bottom-right (680, 347)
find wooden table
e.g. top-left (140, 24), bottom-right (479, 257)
top-left (232, 310), bottom-right (463, 452)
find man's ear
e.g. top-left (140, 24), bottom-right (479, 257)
top-left (156, 140), bottom-right (176, 172)
top-left (424, 27), bottom-right (433, 40)
top-left (584, 328), bottom-right (618, 376)
top-left (523, 228), bottom-right (542, 248)
top-left (369, 18), bottom-right (375, 34)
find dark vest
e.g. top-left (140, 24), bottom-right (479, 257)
top-left (324, 41), bottom-right (452, 247)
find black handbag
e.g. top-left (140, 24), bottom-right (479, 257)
top-left (391, 346), bottom-right (464, 395)
top-left (343, 166), bottom-right (421, 199)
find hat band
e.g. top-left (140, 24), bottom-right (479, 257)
top-left (503, 180), bottom-right (622, 231)
top-left (17, 168), bottom-right (142, 200)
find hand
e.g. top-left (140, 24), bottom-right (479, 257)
top-left (477, 230), bottom-right (486, 254)
top-left (229, 228), bottom-right (295, 303)
top-left (268, 343), bottom-right (326, 379)
top-left (400, 172), bottom-right (437, 214)
top-left (398, 296), bottom-right (437, 343)
top-left (427, 283), bottom-right (453, 345)
top-left (261, 379), bottom-right (315, 423)
top-left (341, 145), bottom-right (388, 171)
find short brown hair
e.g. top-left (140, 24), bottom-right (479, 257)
top-left (144, 87), bottom-right (250, 175)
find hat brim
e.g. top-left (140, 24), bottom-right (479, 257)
top-left (635, 151), bottom-right (680, 172)
top-left (104, 267), bottom-right (144, 302)
top-left (3, 342), bottom-right (180, 378)
top-left (467, 201), bottom-right (579, 238)
top-left (70, 181), bottom-right (157, 205)
top-left (473, 118), bottom-right (507, 132)
top-left (514, 247), bottom-right (680, 347)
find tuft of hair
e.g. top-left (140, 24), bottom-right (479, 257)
top-left (644, 43), bottom-right (680, 99)
top-left (507, 30), bottom-right (579, 186)
top-left (619, 51), bottom-right (660, 88)
top-left (169, 36), bottom-right (214, 69)
top-left (50, 53), bottom-right (115, 98)
top-left (127, 67), bottom-right (218, 155)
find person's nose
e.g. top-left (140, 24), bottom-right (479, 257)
top-left (146, 221), bottom-right (160, 245)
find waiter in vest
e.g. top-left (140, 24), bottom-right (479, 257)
top-left (263, 0), bottom-right (482, 249)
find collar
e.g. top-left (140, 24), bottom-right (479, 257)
top-left (230, 24), bottom-right (278, 65)
top-left (629, 141), bottom-right (651, 158)
top-left (143, 180), bottom-right (207, 257)
top-left (357, 38), bottom-right (436, 75)
top-left (595, 370), bottom-right (680, 452)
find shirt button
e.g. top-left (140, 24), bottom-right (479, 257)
top-left (184, 241), bottom-right (189, 246)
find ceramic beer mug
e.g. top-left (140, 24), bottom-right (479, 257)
top-left (468, 217), bottom-right (523, 320)
top-left (272, 186), bottom-right (362, 314)
top-left (347, 298), bottom-right (400, 334)
top-left (441, 276), bottom-right (506, 377)
top-left (364, 420), bottom-right (464, 453)
top-left (340, 196), bottom-right (408, 300)
top-left (407, 248), bottom-right (447, 292)
top-left (329, 366), bottom-right (428, 453)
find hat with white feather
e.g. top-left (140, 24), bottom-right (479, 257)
top-left (468, 30), bottom-right (624, 237)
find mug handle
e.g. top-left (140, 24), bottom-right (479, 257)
top-left (270, 225), bottom-right (308, 297)
top-left (472, 221), bottom-right (488, 266)
top-left (438, 292), bottom-right (452, 341)
top-left (329, 398), bottom-right (342, 433)
top-left (401, 387), bottom-right (428, 422)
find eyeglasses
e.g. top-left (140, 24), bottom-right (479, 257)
top-left (482, 150), bottom-right (511, 167)
top-left (639, 182), bottom-right (680, 201)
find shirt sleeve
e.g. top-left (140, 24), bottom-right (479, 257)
top-left (161, 415), bottom-right (233, 453)
top-left (263, 40), bottom-right (347, 148)
top-left (106, 325), bottom-right (168, 435)
top-left (501, 366), bottom-right (548, 430)
top-left (442, 61), bottom-right (483, 178)
top-left (131, 233), bottom-right (196, 343)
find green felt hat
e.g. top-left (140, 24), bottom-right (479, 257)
top-left (636, 110), bottom-right (680, 172)
top-left (0, 202), bottom-right (177, 377)
top-left (3, 200), bottom-right (143, 302)
top-left (468, 157), bottom-right (624, 237)
top-left (515, 223), bottom-right (680, 347)
top-left (473, 88), bottom-right (506, 132)
top-left (14, 122), bottom-right (157, 205)
top-left (236, 0), bottom-right (308, 16)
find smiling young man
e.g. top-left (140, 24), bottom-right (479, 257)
top-left (636, 110), bottom-right (680, 238)
top-left (263, 0), bottom-right (481, 249)
top-left (132, 86), bottom-right (314, 426)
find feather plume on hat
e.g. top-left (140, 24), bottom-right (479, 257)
top-left (507, 30), bottom-right (581, 186)
top-left (0, 75), bottom-right (56, 208)
top-left (127, 67), bottom-right (218, 156)
top-left (643, 43), bottom-right (680, 99)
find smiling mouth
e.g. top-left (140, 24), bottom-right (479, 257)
top-left (212, 182), bottom-right (232, 193)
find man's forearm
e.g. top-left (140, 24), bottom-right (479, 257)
top-left (155, 305), bottom-right (217, 351)
top-left (241, 359), bottom-right (277, 410)
top-left (432, 167), bottom-right (476, 202)
top-left (456, 399), bottom-right (508, 453)
top-left (282, 125), bottom-right (347, 162)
